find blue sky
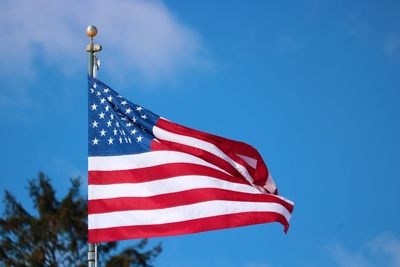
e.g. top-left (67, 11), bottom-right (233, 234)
top-left (1, 0), bottom-right (400, 266)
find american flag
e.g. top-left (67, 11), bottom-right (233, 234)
top-left (88, 77), bottom-right (294, 242)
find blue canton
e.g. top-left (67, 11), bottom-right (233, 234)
top-left (88, 77), bottom-right (160, 156)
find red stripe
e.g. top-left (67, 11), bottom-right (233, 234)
top-left (155, 120), bottom-right (256, 177)
top-left (88, 211), bottom-right (289, 242)
top-left (157, 119), bottom-right (260, 158)
top-left (156, 118), bottom-right (270, 191)
top-left (88, 188), bottom-right (294, 215)
top-left (88, 163), bottom-right (248, 185)
top-left (151, 140), bottom-right (246, 180)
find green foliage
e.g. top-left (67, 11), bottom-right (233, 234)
top-left (0, 172), bottom-right (161, 267)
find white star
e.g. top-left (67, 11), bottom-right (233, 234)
top-left (92, 138), bottom-right (99, 145)
top-left (96, 91), bottom-right (101, 96)
top-left (132, 117), bottom-right (137, 123)
top-left (125, 108), bottom-right (132, 114)
top-left (100, 98), bottom-right (106, 104)
top-left (121, 100), bottom-right (127, 106)
top-left (90, 88), bottom-right (94, 94)
top-left (113, 128), bottom-right (118, 135)
top-left (119, 137), bottom-right (123, 144)
top-left (130, 129), bottom-right (137, 135)
top-left (105, 106), bottom-right (110, 112)
top-left (110, 114), bottom-right (114, 120)
top-left (107, 120), bottom-right (112, 127)
top-left (117, 95), bottom-right (123, 98)
top-left (115, 122), bottom-right (120, 128)
top-left (141, 114), bottom-right (147, 119)
top-left (92, 121), bottom-right (99, 128)
top-left (108, 137), bottom-right (114, 144)
top-left (107, 95), bottom-right (113, 102)
top-left (103, 88), bottom-right (110, 93)
top-left (93, 83), bottom-right (97, 88)
top-left (121, 117), bottom-right (127, 121)
top-left (136, 135), bottom-right (143, 142)
top-left (91, 103), bottom-right (97, 110)
top-left (100, 129), bottom-right (106, 136)
top-left (126, 122), bottom-right (132, 127)
top-left (136, 106), bottom-right (143, 112)
top-left (99, 112), bottom-right (105, 119)
top-left (121, 130), bottom-right (126, 135)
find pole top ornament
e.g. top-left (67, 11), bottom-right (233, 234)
top-left (86, 25), bottom-right (98, 38)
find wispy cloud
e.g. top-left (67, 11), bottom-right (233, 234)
top-left (327, 232), bottom-right (400, 267)
top-left (384, 34), bottom-right (400, 60)
top-left (244, 261), bottom-right (271, 267)
top-left (0, 0), bottom-right (208, 83)
top-left (276, 34), bottom-right (305, 54)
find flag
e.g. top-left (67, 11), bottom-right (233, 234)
top-left (88, 77), bottom-right (294, 242)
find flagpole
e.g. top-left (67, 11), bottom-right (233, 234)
top-left (86, 24), bottom-right (102, 267)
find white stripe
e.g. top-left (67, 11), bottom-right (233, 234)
top-left (236, 154), bottom-right (257, 169)
top-left (264, 173), bottom-right (277, 194)
top-left (88, 175), bottom-right (261, 200)
top-left (153, 126), bottom-right (255, 184)
top-left (88, 200), bottom-right (291, 229)
top-left (88, 151), bottom-right (229, 175)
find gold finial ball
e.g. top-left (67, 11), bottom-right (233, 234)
top-left (86, 25), bottom-right (97, 38)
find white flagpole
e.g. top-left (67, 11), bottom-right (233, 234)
top-left (86, 24), bottom-right (102, 267)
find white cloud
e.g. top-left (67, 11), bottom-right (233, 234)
top-left (0, 0), bottom-right (208, 83)
top-left (367, 233), bottom-right (400, 267)
top-left (328, 232), bottom-right (400, 267)
top-left (328, 243), bottom-right (374, 267)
